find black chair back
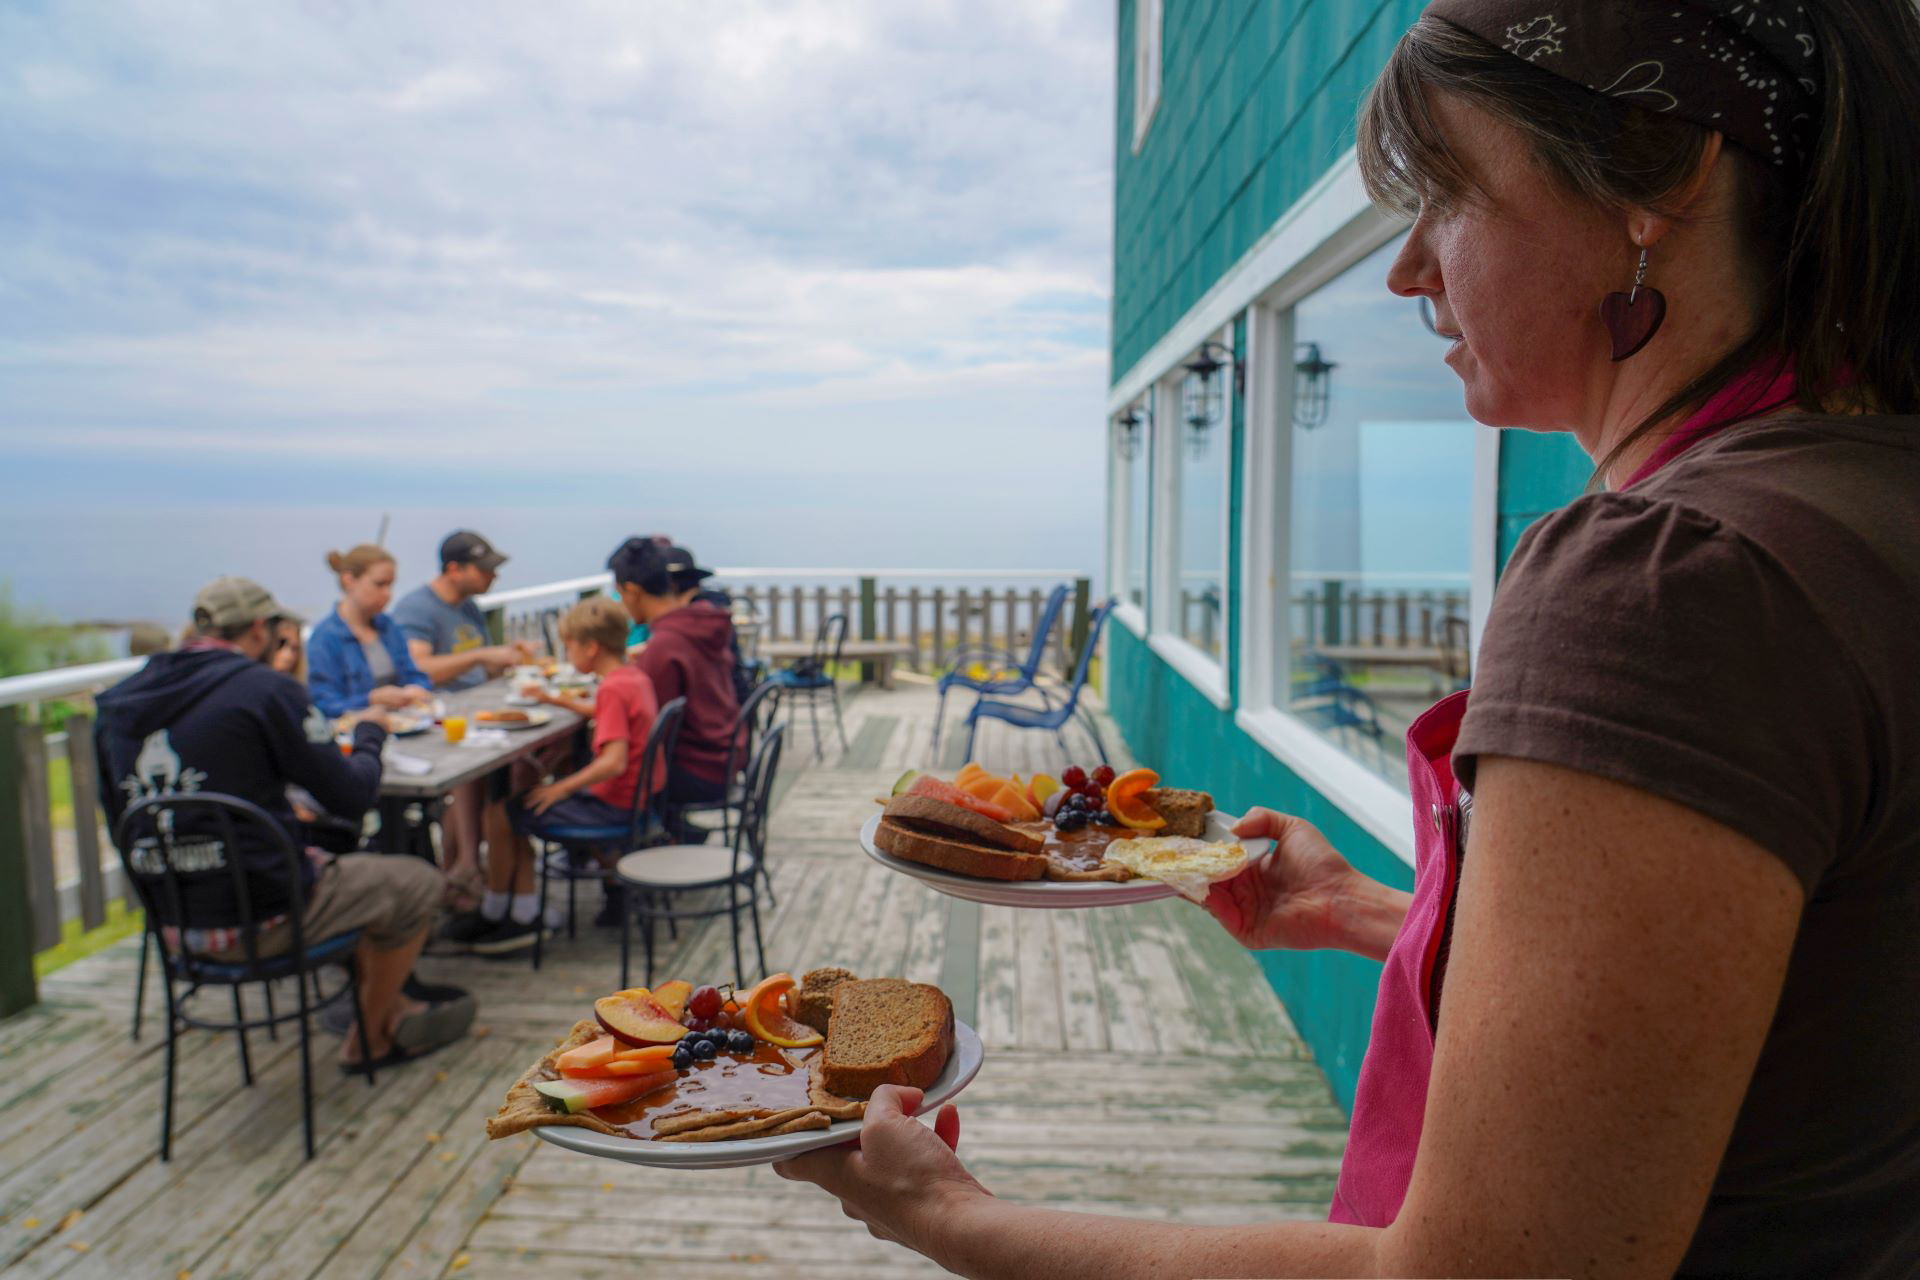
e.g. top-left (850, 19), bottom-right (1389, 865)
top-left (735, 722), bottom-right (786, 865)
top-left (809, 612), bottom-right (849, 678)
top-left (115, 792), bottom-right (311, 981)
top-left (726, 679), bottom-right (783, 787)
top-left (631, 696), bottom-right (687, 845)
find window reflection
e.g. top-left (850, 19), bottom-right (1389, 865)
top-left (1119, 402), bottom-right (1151, 612)
top-left (1286, 235), bottom-right (1477, 791)
top-left (1176, 356), bottom-right (1228, 660)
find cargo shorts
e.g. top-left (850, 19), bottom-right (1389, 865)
top-left (208, 853), bottom-right (443, 961)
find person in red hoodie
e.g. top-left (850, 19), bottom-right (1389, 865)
top-left (607, 537), bottom-right (741, 842)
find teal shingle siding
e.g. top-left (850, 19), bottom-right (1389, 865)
top-left (1112, 0), bottom-right (1428, 383)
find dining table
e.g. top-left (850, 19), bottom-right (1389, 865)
top-left (373, 677), bottom-right (588, 855)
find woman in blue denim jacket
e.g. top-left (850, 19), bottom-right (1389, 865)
top-left (308, 544), bottom-right (433, 717)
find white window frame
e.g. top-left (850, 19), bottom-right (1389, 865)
top-left (1132, 0), bottom-right (1163, 152)
top-left (1110, 402), bottom-right (1149, 638)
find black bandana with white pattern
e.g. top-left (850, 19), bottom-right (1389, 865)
top-left (1427, 0), bottom-right (1822, 169)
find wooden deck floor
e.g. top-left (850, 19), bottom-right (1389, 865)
top-left (0, 680), bottom-right (1348, 1279)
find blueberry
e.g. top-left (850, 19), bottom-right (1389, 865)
top-left (1057, 810), bottom-right (1085, 831)
top-left (1092, 811), bottom-right (1114, 826)
top-left (730, 1030), bottom-right (756, 1054)
top-left (671, 1043), bottom-right (694, 1070)
top-left (1067, 793), bottom-right (1090, 812)
top-left (691, 1037), bottom-right (718, 1061)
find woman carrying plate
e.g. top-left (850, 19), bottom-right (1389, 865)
top-left (777, 2), bottom-right (1920, 1274)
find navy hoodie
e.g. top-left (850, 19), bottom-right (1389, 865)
top-left (95, 646), bottom-right (387, 926)
top-left (633, 601), bottom-right (741, 784)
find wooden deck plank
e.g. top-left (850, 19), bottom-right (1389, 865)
top-left (0, 683), bottom-right (1347, 1277)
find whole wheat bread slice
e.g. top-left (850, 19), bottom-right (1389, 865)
top-left (822, 978), bottom-right (955, 1100)
top-left (1142, 788), bottom-right (1213, 839)
top-left (882, 795), bottom-right (1044, 854)
top-left (874, 817), bottom-right (1047, 881)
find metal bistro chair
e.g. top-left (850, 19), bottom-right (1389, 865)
top-left (116, 792), bottom-right (377, 1162)
top-left (772, 610), bottom-right (849, 760)
top-left (962, 598), bottom-right (1116, 766)
top-left (531, 696), bottom-right (686, 969)
top-left (665, 678), bottom-right (784, 905)
top-left (930, 582), bottom-right (1070, 755)
top-left (617, 723), bottom-right (785, 990)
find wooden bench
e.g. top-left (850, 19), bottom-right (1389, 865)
top-left (759, 639), bottom-right (920, 689)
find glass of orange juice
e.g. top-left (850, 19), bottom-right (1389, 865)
top-left (443, 715), bottom-right (468, 744)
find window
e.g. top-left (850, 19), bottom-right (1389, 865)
top-left (1111, 397), bottom-right (1153, 620)
top-left (1277, 234), bottom-right (1476, 791)
top-left (1146, 333), bottom-right (1233, 703)
top-left (1133, 0), bottom-right (1163, 151)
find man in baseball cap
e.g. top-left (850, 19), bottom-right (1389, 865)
top-left (392, 530), bottom-right (529, 693)
top-left (95, 576), bottom-right (474, 1070)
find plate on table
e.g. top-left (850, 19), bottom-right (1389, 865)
top-left (859, 812), bottom-right (1270, 909)
top-left (533, 1021), bottom-right (983, 1170)
top-left (386, 714), bottom-right (431, 737)
top-left (471, 709), bottom-right (553, 730)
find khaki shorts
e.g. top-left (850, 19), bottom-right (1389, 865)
top-left (210, 854), bottom-right (443, 961)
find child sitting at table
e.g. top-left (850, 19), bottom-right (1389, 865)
top-left (442, 596), bottom-right (661, 955)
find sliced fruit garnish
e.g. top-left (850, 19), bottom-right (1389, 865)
top-left (1106, 767), bottom-right (1167, 831)
top-left (735, 972), bottom-right (825, 1048)
top-left (959, 773), bottom-right (1005, 802)
top-left (990, 780), bottom-right (1039, 822)
top-left (595, 989), bottom-right (688, 1046)
top-left (554, 1035), bottom-right (620, 1074)
top-left (890, 769), bottom-right (921, 796)
top-left (534, 1070), bottom-right (677, 1114)
top-left (1027, 773), bottom-right (1060, 809)
top-left (652, 979), bottom-right (694, 1022)
top-left (561, 1042), bottom-right (680, 1079)
top-left (906, 774), bottom-right (1013, 823)
top-left (955, 762), bottom-right (986, 785)
top-left (736, 972), bottom-right (794, 1016)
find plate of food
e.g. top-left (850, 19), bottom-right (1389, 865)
top-left (488, 968), bottom-right (979, 1171)
top-left (859, 764), bottom-right (1271, 909)
top-left (472, 708), bottom-right (553, 730)
top-left (386, 713), bottom-right (432, 736)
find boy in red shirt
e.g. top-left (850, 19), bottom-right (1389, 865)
top-left (453, 596), bottom-right (660, 954)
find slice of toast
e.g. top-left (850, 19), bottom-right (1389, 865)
top-left (874, 818), bottom-right (1048, 881)
top-left (789, 966), bottom-right (858, 1036)
top-left (882, 795), bottom-right (1044, 854)
top-left (1143, 787), bottom-right (1213, 839)
top-left (823, 978), bottom-right (954, 1100)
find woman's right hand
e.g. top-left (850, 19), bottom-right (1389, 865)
top-left (368, 685), bottom-right (417, 709)
top-left (1206, 808), bottom-right (1403, 957)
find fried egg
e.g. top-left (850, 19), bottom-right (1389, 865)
top-left (1104, 836), bottom-right (1248, 903)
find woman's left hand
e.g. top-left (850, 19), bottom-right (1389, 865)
top-left (774, 1085), bottom-right (989, 1253)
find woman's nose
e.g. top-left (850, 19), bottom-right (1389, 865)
top-left (1386, 223), bottom-right (1442, 300)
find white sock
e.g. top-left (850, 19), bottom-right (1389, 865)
top-left (481, 891), bottom-right (509, 922)
top-left (509, 893), bottom-right (541, 925)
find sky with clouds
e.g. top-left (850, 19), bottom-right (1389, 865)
top-left (0, 0), bottom-right (1116, 622)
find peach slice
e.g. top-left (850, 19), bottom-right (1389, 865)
top-left (562, 1043), bottom-right (679, 1079)
top-left (653, 979), bottom-right (694, 1022)
top-left (554, 1035), bottom-right (620, 1074)
top-left (595, 989), bottom-right (688, 1046)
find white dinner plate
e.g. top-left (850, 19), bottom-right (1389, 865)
top-left (533, 1020), bottom-right (983, 1170)
top-left (859, 811), bottom-right (1270, 909)
top-left (472, 710), bottom-right (553, 730)
top-left (386, 716), bottom-right (431, 737)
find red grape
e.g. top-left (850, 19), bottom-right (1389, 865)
top-left (1091, 765), bottom-right (1116, 787)
top-left (683, 1015), bottom-right (712, 1032)
top-left (688, 984), bottom-right (723, 1020)
top-left (1061, 766), bottom-right (1088, 788)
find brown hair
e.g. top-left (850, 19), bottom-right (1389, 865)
top-left (558, 596), bottom-right (629, 656)
top-left (325, 544), bottom-right (394, 581)
top-left (1357, 2), bottom-right (1920, 477)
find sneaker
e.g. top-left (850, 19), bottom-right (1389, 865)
top-left (469, 917), bottom-right (542, 956)
top-left (428, 910), bottom-right (500, 955)
top-left (403, 973), bottom-right (468, 1003)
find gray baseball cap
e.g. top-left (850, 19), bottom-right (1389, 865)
top-left (192, 577), bottom-right (290, 630)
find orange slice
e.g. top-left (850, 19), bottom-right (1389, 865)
top-left (1106, 768), bottom-right (1167, 831)
top-left (737, 973), bottom-right (824, 1048)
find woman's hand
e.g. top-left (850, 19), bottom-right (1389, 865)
top-left (1207, 809), bottom-right (1409, 959)
top-left (774, 1085), bottom-right (989, 1253)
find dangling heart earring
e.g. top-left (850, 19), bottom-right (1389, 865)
top-left (1598, 245), bottom-right (1667, 361)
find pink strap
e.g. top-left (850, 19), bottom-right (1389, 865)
top-left (1622, 360), bottom-right (1796, 489)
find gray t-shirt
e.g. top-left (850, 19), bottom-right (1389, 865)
top-left (392, 584), bottom-right (491, 690)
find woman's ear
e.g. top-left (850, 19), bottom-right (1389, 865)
top-left (1629, 130), bottom-right (1726, 250)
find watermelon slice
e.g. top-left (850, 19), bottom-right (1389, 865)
top-left (907, 774), bottom-right (1014, 823)
top-left (534, 1069), bottom-right (678, 1114)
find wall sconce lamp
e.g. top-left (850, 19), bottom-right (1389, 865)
top-left (1292, 341), bottom-right (1338, 430)
top-left (1181, 340), bottom-right (1240, 458)
top-left (1113, 404), bottom-right (1145, 462)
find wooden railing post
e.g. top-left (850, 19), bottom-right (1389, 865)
top-left (0, 706), bottom-right (37, 1016)
top-left (932, 588), bottom-right (947, 666)
top-left (1066, 577), bottom-right (1091, 679)
top-left (18, 722), bottom-right (57, 954)
top-left (1322, 579), bottom-right (1343, 646)
top-left (857, 576), bottom-right (877, 685)
top-left (907, 587), bottom-right (923, 668)
top-left (66, 715), bottom-right (107, 931)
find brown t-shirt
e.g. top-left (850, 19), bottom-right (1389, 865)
top-left (1453, 414), bottom-right (1920, 1279)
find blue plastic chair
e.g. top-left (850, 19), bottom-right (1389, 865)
top-left (962, 598), bottom-right (1115, 765)
top-left (115, 792), bottom-right (377, 1162)
top-left (532, 697), bottom-right (685, 968)
top-left (930, 582), bottom-right (1070, 755)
